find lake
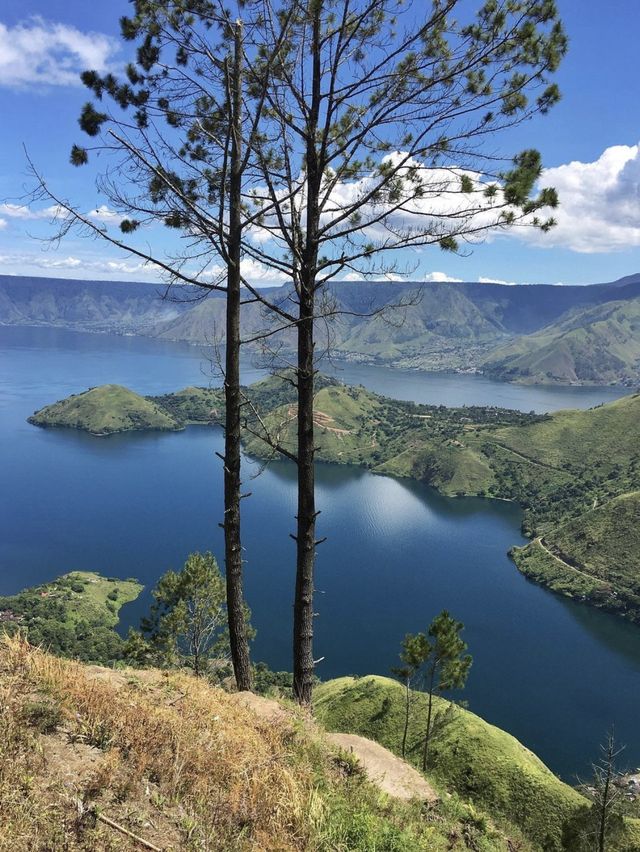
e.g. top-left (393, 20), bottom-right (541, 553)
top-left (1, 324), bottom-right (638, 781)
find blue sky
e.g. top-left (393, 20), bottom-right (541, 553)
top-left (0, 0), bottom-right (639, 285)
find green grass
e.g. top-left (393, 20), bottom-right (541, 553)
top-left (489, 393), bottom-right (640, 470)
top-left (512, 493), bottom-right (640, 619)
top-left (49, 571), bottom-right (142, 628)
top-left (151, 385), bottom-right (225, 424)
top-left (28, 384), bottom-right (182, 435)
top-left (512, 540), bottom-right (610, 602)
top-left (547, 492), bottom-right (640, 585)
top-left (314, 676), bottom-right (586, 850)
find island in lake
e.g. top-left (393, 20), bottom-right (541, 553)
top-left (29, 376), bottom-right (640, 625)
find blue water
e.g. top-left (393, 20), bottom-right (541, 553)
top-left (1, 325), bottom-right (638, 780)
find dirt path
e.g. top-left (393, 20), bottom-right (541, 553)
top-left (536, 538), bottom-right (608, 586)
top-left (327, 733), bottom-right (438, 802)
top-left (235, 691), bottom-right (290, 723)
top-left (491, 442), bottom-right (564, 471)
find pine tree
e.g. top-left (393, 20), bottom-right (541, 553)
top-left (31, 0), bottom-right (566, 705)
top-left (401, 611), bottom-right (472, 771)
top-left (393, 632), bottom-right (429, 759)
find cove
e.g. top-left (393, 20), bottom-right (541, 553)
top-left (1, 325), bottom-right (638, 781)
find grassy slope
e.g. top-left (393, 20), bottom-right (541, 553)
top-left (489, 393), bottom-right (640, 469)
top-left (314, 676), bottom-right (586, 850)
top-left (1, 639), bottom-right (534, 852)
top-left (28, 384), bottom-right (182, 435)
top-left (331, 285), bottom-right (508, 369)
top-left (512, 493), bottom-right (640, 617)
top-left (48, 571), bottom-right (141, 627)
top-left (482, 297), bottom-right (640, 385)
top-left (151, 385), bottom-right (225, 424)
top-left (547, 492), bottom-right (640, 582)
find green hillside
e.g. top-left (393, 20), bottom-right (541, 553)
top-left (28, 384), bottom-right (182, 436)
top-left (315, 676), bottom-right (587, 850)
top-left (243, 382), bottom-right (640, 618)
top-left (330, 284), bottom-right (509, 370)
top-left (5, 273), bottom-right (640, 383)
top-left (483, 297), bottom-right (640, 385)
top-left (548, 491), bottom-right (640, 578)
top-left (151, 385), bottom-right (225, 423)
top-left (473, 394), bottom-right (640, 533)
top-left (242, 380), bottom-right (543, 470)
top-left (0, 572), bottom-right (142, 663)
top-left (512, 493), bottom-right (640, 617)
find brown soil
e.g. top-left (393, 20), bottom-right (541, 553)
top-left (327, 733), bottom-right (438, 802)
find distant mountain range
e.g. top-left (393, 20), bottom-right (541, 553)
top-left (2, 272), bottom-right (640, 385)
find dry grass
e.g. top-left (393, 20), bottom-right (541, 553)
top-left (0, 635), bottom-right (323, 851)
top-left (0, 637), bottom-right (537, 851)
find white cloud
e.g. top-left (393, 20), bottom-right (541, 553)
top-left (423, 271), bottom-right (462, 282)
top-left (0, 252), bottom-right (161, 279)
top-left (478, 276), bottom-right (518, 286)
top-left (0, 219), bottom-right (7, 230)
top-left (239, 257), bottom-right (288, 285)
top-left (523, 143), bottom-right (640, 253)
top-left (249, 152), bottom-right (516, 267)
top-left (0, 203), bottom-right (66, 220)
top-left (0, 250), bottom-right (289, 286)
top-left (198, 257), bottom-right (288, 287)
top-left (247, 144), bottom-right (640, 260)
top-left (0, 202), bottom-right (123, 227)
top-left (0, 17), bottom-right (119, 89)
top-left (88, 205), bottom-right (122, 223)
top-left (0, 253), bottom-right (82, 270)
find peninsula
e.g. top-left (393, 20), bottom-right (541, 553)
top-left (28, 377), bottom-right (640, 623)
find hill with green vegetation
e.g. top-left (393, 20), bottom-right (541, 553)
top-left (242, 381), bottom-right (640, 620)
top-left (1, 637), bottom-right (576, 852)
top-left (0, 572), bottom-right (142, 663)
top-left (27, 378), bottom-right (640, 621)
top-left (315, 676), bottom-right (586, 849)
top-left (482, 296), bottom-right (640, 385)
top-left (512, 493), bottom-right (640, 617)
top-left (28, 384), bottom-right (183, 436)
top-left (27, 374), bottom-right (339, 436)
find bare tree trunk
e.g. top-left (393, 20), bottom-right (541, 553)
top-left (598, 771), bottom-right (610, 852)
top-left (292, 1), bottom-right (321, 707)
top-left (597, 731), bottom-right (619, 852)
top-left (293, 281), bottom-right (316, 705)
top-left (224, 20), bottom-right (252, 692)
top-left (422, 667), bottom-right (436, 772)
top-left (402, 678), bottom-right (411, 759)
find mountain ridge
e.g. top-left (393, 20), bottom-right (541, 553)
top-left (3, 272), bottom-right (640, 383)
